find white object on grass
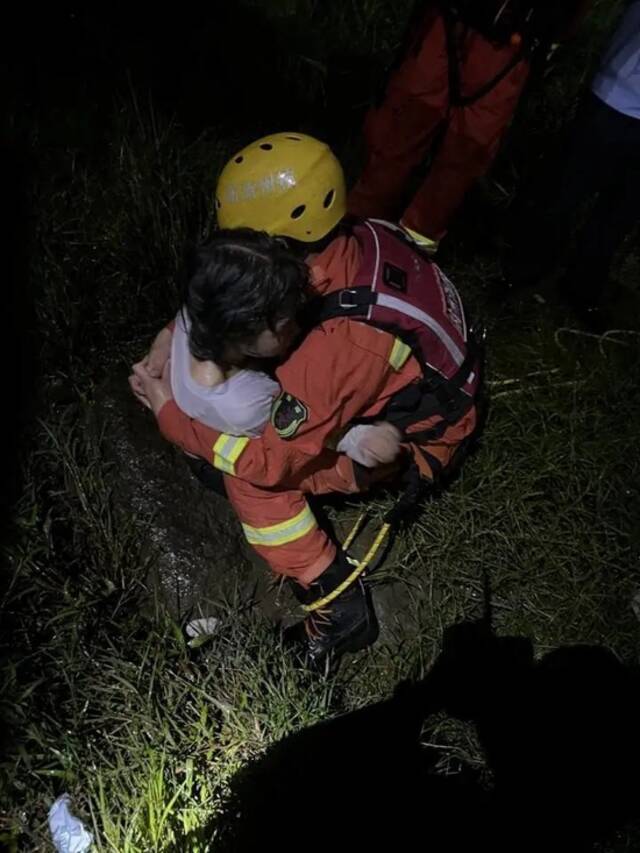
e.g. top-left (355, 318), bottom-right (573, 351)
top-left (48, 794), bottom-right (93, 853)
top-left (185, 617), bottom-right (220, 638)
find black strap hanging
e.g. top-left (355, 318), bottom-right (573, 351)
top-left (441, 4), bottom-right (529, 108)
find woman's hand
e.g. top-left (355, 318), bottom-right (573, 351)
top-left (144, 326), bottom-right (173, 378)
top-left (129, 368), bottom-right (152, 410)
top-left (129, 359), bottom-right (173, 416)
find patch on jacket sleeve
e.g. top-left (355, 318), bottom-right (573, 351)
top-left (270, 392), bottom-right (309, 439)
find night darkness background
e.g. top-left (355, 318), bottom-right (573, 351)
top-left (2, 2), bottom-right (640, 850)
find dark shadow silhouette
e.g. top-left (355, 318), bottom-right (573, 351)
top-left (187, 620), bottom-right (640, 852)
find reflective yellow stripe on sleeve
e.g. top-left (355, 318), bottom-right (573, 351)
top-left (388, 337), bottom-right (412, 371)
top-left (242, 503), bottom-right (316, 547)
top-left (212, 434), bottom-right (250, 476)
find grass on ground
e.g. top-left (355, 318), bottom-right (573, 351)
top-left (1, 1), bottom-right (638, 849)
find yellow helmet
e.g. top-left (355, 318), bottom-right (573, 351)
top-left (215, 132), bottom-right (346, 243)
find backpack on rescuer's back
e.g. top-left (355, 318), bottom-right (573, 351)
top-left (308, 218), bottom-right (481, 455)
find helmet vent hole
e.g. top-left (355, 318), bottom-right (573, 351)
top-left (234, 155), bottom-right (244, 164)
top-left (323, 189), bottom-right (335, 209)
top-left (260, 143), bottom-right (273, 150)
top-left (291, 205), bottom-right (306, 220)
top-left (215, 197), bottom-right (221, 209)
top-left (285, 135), bottom-right (302, 141)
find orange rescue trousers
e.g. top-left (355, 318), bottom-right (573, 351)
top-left (348, 6), bottom-right (530, 242)
top-left (224, 405), bottom-right (477, 584)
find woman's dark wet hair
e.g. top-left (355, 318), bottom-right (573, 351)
top-left (184, 228), bottom-right (310, 365)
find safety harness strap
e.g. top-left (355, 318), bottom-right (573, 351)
top-left (441, 4), bottom-right (529, 108)
top-left (307, 285), bottom-right (481, 435)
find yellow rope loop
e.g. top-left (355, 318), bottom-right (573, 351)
top-left (342, 512), bottom-right (368, 551)
top-left (361, 522), bottom-right (392, 569)
top-left (303, 522), bottom-right (392, 613)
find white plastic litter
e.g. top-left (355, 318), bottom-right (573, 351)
top-left (48, 794), bottom-right (93, 853)
top-left (185, 617), bottom-right (220, 638)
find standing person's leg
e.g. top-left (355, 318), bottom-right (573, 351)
top-left (507, 94), bottom-right (627, 286)
top-left (561, 104), bottom-right (640, 312)
top-left (401, 28), bottom-right (530, 244)
top-left (347, 7), bottom-right (449, 222)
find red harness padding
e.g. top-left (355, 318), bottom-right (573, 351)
top-left (308, 219), bottom-right (481, 437)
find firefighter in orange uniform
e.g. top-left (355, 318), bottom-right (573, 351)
top-left (133, 134), bottom-right (481, 666)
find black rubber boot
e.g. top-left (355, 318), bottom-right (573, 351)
top-left (287, 552), bottom-right (379, 669)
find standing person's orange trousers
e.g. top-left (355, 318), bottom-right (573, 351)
top-left (348, 6), bottom-right (530, 242)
